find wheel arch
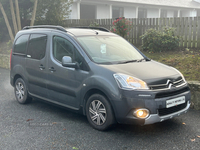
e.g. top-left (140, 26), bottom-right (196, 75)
top-left (82, 88), bottom-right (116, 118)
top-left (13, 74), bottom-right (24, 85)
top-left (13, 74), bottom-right (30, 93)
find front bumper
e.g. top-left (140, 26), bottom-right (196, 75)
top-left (144, 101), bottom-right (190, 125)
top-left (112, 86), bottom-right (191, 125)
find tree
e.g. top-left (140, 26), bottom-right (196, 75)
top-left (0, 1), bottom-right (14, 42)
top-left (30, 0), bottom-right (38, 26)
top-left (15, 0), bottom-right (21, 30)
top-left (0, 0), bottom-right (72, 42)
top-left (36, 0), bottom-right (73, 25)
top-left (9, 0), bottom-right (18, 34)
top-left (0, 0), bottom-right (38, 42)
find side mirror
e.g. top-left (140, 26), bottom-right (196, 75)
top-left (62, 56), bottom-right (79, 69)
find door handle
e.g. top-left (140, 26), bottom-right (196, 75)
top-left (49, 67), bottom-right (56, 72)
top-left (39, 65), bottom-right (45, 70)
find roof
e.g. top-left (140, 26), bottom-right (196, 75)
top-left (67, 28), bottom-right (113, 36)
top-left (81, 0), bottom-right (200, 9)
top-left (21, 26), bottom-right (112, 37)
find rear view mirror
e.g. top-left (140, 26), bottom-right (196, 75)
top-left (62, 56), bottom-right (79, 69)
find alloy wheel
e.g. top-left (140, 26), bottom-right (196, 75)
top-left (15, 82), bottom-right (25, 102)
top-left (89, 100), bottom-right (107, 126)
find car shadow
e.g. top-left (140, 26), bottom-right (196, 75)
top-left (29, 98), bottom-right (186, 135)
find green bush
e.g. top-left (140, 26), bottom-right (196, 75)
top-left (141, 27), bottom-right (180, 52)
top-left (89, 22), bottom-right (99, 27)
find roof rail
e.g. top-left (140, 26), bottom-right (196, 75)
top-left (23, 25), bottom-right (67, 32)
top-left (72, 26), bottom-right (110, 32)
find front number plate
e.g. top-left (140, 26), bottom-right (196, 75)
top-left (166, 96), bottom-right (186, 108)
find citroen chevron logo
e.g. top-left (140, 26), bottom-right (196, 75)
top-left (167, 80), bottom-right (175, 89)
top-left (168, 83), bottom-right (173, 89)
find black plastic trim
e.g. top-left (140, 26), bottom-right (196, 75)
top-left (23, 25), bottom-right (67, 32)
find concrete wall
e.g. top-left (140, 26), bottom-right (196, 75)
top-left (188, 81), bottom-right (200, 110)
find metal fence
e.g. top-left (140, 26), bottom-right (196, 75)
top-left (61, 17), bottom-right (200, 48)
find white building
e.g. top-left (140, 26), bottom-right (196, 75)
top-left (70, 0), bottom-right (200, 19)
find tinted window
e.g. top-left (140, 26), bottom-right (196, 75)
top-left (27, 34), bottom-right (47, 60)
top-left (14, 34), bottom-right (29, 54)
top-left (53, 36), bottom-right (88, 70)
top-left (53, 36), bottom-right (74, 62)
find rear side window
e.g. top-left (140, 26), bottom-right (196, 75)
top-left (14, 34), bottom-right (29, 54)
top-left (27, 34), bottom-right (47, 60)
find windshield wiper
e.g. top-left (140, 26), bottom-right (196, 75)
top-left (137, 58), bottom-right (146, 62)
top-left (118, 60), bottom-right (138, 64)
top-left (137, 58), bottom-right (151, 62)
top-left (118, 57), bottom-right (151, 64)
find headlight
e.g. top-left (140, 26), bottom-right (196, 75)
top-left (179, 72), bottom-right (186, 83)
top-left (113, 73), bottom-right (149, 90)
top-left (172, 68), bottom-right (187, 83)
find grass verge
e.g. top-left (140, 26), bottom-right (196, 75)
top-left (141, 49), bottom-right (200, 81)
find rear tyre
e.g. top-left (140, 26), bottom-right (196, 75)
top-left (86, 94), bottom-right (115, 131)
top-left (14, 78), bottom-right (32, 104)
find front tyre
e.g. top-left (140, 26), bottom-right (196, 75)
top-left (14, 78), bottom-right (32, 104)
top-left (86, 94), bottom-right (115, 131)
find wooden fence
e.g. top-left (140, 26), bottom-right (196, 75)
top-left (61, 17), bottom-right (200, 48)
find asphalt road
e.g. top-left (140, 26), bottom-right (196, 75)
top-left (0, 68), bottom-right (200, 150)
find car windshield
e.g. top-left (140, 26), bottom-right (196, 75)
top-left (77, 35), bottom-right (144, 64)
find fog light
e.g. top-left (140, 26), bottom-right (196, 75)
top-left (133, 109), bottom-right (150, 119)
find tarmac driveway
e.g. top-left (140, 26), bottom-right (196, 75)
top-left (0, 68), bottom-right (200, 150)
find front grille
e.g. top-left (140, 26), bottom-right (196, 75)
top-left (158, 102), bottom-right (187, 116)
top-left (149, 78), bottom-right (185, 91)
top-left (155, 87), bottom-right (190, 99)
top-left (174, 79), bottom-right (185, 87)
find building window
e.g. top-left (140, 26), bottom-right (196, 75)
top-left (138, 8), bottom-right (147, 18)
top-left (174, 10), bottom-right (178, 17)
top-left (112, 6), bottom-right (124, 19)
top-left (80, 4), bottom-right (96, 19)
top-left (197, 9), bottom-right (200, 16)
top-left (161, 10), bottom-right (167, 18)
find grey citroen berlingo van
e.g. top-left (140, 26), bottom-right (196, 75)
top-left (10, 25), bottom-right (191, 131)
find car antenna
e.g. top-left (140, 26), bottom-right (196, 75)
top-left (95, 31), bottom-right (99, 35)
